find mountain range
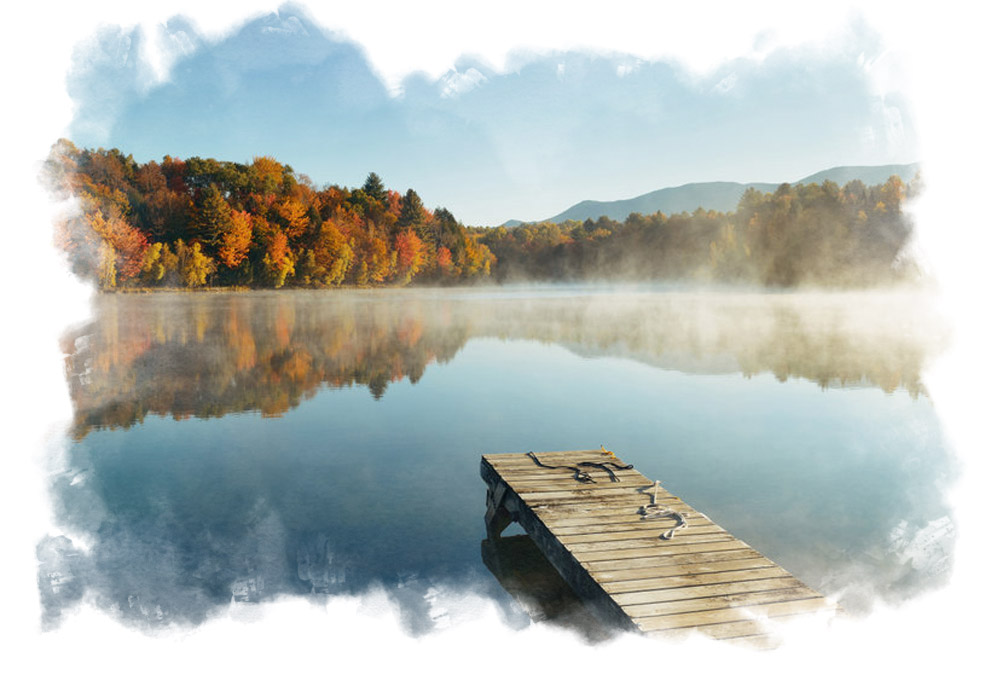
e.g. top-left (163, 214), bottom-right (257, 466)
top-left (502, 163), bottom-right (920, 226)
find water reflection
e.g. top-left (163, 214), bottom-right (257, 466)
top-left (481, 535), bottom-right (611, 643)
top-left (43, 287), bottom-right (954, 633)
top-left (64, 288), bottom-right (945, 438)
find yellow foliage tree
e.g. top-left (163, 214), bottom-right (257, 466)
top-left (315, 219), bottom-right (354, 286)
top-left (175, 240), bottom-right (216, 287)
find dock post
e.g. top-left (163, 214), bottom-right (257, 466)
top-left (485, 481), bottom-right (514, 540)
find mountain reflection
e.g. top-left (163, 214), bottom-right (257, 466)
top-left (64, 288), bottom-right (946, 438)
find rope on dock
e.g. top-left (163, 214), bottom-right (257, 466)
top-left (640, 480), bottom-right (688, 540)
top-left (526, 451), bottom-right (634, 483)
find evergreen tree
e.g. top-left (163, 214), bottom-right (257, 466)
top-left (362, 172), bottom-right (387, 204)
top-left (191, 184), bottom-right (233, 247)
top-left (398, 189), bottom-right (426, 231)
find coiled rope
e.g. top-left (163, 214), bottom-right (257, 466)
top-left (639, 480), bottom-right (688, 540)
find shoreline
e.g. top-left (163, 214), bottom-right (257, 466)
top-left (99, 278), bottom-right (935, 295)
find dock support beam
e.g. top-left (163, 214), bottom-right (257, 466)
top-left (480, 457), bottom-right (638, 631)
top-left (485, 481), bottom-right (519, 540)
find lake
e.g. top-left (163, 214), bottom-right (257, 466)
top-left (39, 286), bottom-right (956, 636)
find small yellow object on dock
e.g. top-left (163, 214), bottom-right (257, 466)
top-left (481, 449), bottom-right (837, 644)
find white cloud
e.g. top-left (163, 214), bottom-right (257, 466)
top-left (140, 23), bottom-right (198, 89)
top-left (712, 72), bottom-right (738, 94)
top-left (882, 103), bottom-right (905, 154)
top-left (260, 15), bottom-right (309, 36)
top-left (439, 67), bottom-right (487, 98)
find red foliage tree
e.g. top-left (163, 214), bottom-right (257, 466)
top-left (395, 229), bottom-right (426, 283)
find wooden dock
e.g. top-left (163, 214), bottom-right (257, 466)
top-left (480, 449), bottom-right (837, 644)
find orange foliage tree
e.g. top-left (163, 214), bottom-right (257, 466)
top-left (218, 210), bottom-right (253, 269)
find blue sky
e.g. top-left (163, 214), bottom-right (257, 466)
top-left (67, 5), bottom-right (916, 226)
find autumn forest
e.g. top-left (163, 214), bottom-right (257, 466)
top-left (45, 140), bottom-right (921, 290)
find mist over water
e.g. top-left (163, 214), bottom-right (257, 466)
top-left (41, 286), bottom-right (955, 635)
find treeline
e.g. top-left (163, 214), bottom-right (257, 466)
top-left (475, 176), bottom-right (920, 287)
top-left (45, 140), bottom-right (496, 290)
top-left (46, 140), bottom-right (920, 289)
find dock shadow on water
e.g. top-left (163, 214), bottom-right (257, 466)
top-left (40, 287), bottom-right (956, 635)
top-left (481, 533), bottom-right (615, 643)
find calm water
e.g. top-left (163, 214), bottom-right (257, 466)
top-left (40, 287), bottom-right (956, 634)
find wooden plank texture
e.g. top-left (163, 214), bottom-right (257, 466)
top-left (480, 449), bottom-right (836, 645)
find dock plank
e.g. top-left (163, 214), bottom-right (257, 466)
top-left (599, 565), bottom-right (794, 594)
top-left (480, 450), bottom-right (835, 644)
top-left (622, 586), bottom-right (823, 618)
top-left (560, 525), bottom-right (728, 546)
top-left (591, 555), bottom-right (775, 581)
top-left (610, 576), bottom-right (805, 606)
top-left (635, 597), bottom-right (834, 632)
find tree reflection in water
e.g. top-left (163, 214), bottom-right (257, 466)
top-left (64, 288), bottom-right (946, 439)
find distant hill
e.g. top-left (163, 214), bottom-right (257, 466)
top-left (541, 181), bottom-right (781, 224)
top-left (505, 163), bottom-right (919, 226)
top-left (794, 163), bottom-right (920, 186)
